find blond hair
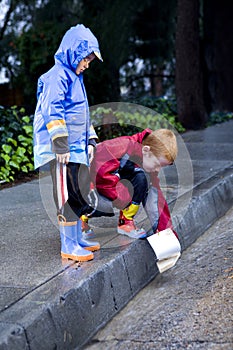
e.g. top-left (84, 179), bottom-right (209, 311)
top-left (142, 129), bottom-right (177, 163)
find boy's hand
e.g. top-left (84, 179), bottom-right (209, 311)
top-left (56, 152), bottom-right (70, 164)
top-left (88, 144), bottom-right (95, 163)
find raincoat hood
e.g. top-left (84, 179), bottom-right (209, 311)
top-left (54, 24), bottom-right (102, 72)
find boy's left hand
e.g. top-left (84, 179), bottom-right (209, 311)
top-left (88, 145), bottom-right (95, 162)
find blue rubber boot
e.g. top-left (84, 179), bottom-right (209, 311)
top-left (59, 221), bottom-right (94, 261)
top-left (77, 219), bottom-right (100, 252)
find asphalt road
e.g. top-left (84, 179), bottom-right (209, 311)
top-left (84, 207), bottom-right (233, 350)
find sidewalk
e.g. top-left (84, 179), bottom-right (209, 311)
top-left (0, 121), bottom-right (233, 350)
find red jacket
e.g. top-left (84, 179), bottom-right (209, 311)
top-left (90, 129), bottom-right (175, 233)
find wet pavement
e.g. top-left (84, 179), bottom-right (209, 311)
top-left (0, 120), bottom-right (233, 349)
top-left (84, 206), bottom-right (233, 350)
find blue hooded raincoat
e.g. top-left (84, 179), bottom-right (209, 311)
top-left (33, 24), bottom-right (101, 169)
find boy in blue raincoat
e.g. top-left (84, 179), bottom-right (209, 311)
top-left (33, 24), bottom-right (103, 262)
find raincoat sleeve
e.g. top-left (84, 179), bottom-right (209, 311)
top-left (52, 136), bottom-right (69, 154)
top-left (40, 76), bottom-right (69, 144)
top-left (88, 124), bottom-right (98, 148)
top-left (150, 173), bottom-right (178, 238)
top-left (89, 124), bottom-right (98, 141)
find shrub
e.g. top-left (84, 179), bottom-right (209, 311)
top-left (0, 106), bottom-right (34, 183)
top-left (121, 96), bottom-right (185, 133)
top-left (91, 103), bottom-right (185, 142)
top-left (207, 111), bottom-right (233, 126)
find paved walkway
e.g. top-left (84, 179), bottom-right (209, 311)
top-left (0, 121), bottom-right (233, 349)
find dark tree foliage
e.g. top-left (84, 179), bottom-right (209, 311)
top-left (1, 0), bottom-right (232, 129)
top-left (0, 0), bottom-right (144, 108)
top-left (122, 0), bottom-right (176, 98)
top-left (78, 0), bottom-right (142, 105)
top-left (0, 0), bottom-right (84, 107)
top-left (133, 0), bottom-right (176, 63)
top-left (16, 0), bottom-right (83, 107)
top-left (0, 0), bottom-right (176, 109)
top-left (0, 0), bottom-right (36, 82)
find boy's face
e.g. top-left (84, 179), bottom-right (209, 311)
top-left (142, 145), bottom-right (172, 173)
top-left (75, 53), bottom-right (96, 75)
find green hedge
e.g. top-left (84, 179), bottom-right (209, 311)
top-left (0, 106), bottom-right (34, 183)
top-left (91, 103), bottom-right (185, 142)
top-left (0, 103), bottom-right (184, 183)
top-left (207, 111), bottom-right (233, 126)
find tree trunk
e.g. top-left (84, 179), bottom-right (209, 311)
top-left (150, 66), bottom-right (164, 97)
top-left (204, 0), bottom-right (233, 112)
top-left (175, 0), bottom-right (207, 129)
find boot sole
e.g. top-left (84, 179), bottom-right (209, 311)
top-left (83, 244), bottom-right (101, 252)
top-left (61, 252), bottom-right (94, 261)
top-left (117, 228), bottom-right (147, 239)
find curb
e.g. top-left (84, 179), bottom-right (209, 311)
top-left (0, 167), bottom-right (232, 350)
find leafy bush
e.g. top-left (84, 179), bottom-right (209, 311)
top-left (133, 96), bottom-right (177, 115)
top-left (91, 103), bottom-right (185, 142)
top-left (0, 106), bottom-right (34, 183)
top-left (121, 96), bottom-right (185, 133)
top-left (207, 111), bottom-right (233, 126)
top-left (0, 101), bottom-right (186, 183)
